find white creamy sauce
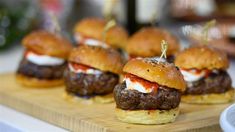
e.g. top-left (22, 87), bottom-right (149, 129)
top-left (180, 69), bottom-right (205, 82)
top-left (27, 52), bottom-right (65, 66)
top-left (124, 77), bottom-right (152, 93)
top-left (68, 63), bottom-right (102, 75)
top-left (74, 33), bottom-right (82, 43)
top-left (180, 69), bottom-right (219, 82)
top-left (212, 69), bottom-right (219, 74)
top-left (74, 33), bottom-right (109, 48)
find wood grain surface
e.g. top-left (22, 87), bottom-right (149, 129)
top-left (0, 74), bottom-right (233, 132)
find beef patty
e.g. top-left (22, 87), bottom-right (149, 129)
top-left (114, 82), bottom-right (181, 110)
top-left (184, 70), bottom-right (232, 95)
top-left (17, 58), bottom-right (66, 79)
top-left (64, 67), bottom-right (119, 97)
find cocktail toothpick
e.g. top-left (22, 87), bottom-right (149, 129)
top-left (202, 19), bottom-right (216, 45)
top-left (49, 12), bottom-right (61, 35)
top-left (158, 40), bottom-right (168, 64)
top-left (102, 19), bottom-right (116, 42)
top-left (103, 0), bottom-right (117, 21)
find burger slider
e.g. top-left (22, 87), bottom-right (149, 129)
top-left (126, 27), bottom-right (180, 62)
top-left (16, 30), bottom-right (72, 87)
top-left (175, 46), bottom-right (234, 104)
top-left (64, 45), bottom-right (124, 103)
top-left (114, 58), bottom-right (186, 124)
top-left (73, 17), bottom-right (128, 50)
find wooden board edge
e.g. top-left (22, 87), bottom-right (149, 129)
top-left (0, 92), bottom-right (111, 132)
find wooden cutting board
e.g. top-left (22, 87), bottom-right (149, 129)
top-left (0, 74), bottom-right (233, 132)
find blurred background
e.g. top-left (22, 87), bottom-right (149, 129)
top-left (1, 0), bottom-right (235, 82)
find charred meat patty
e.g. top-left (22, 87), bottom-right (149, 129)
top-left (184, 70), bottom-right (232, 95)
top-left (114, 82), bottom-right (181, 110)
top-left (64, 67), bottom-right (119, 97)
top-left (17, 58), bottom-right (66, 80)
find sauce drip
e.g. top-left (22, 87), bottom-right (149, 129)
top-left (77, 34), bottom-right (91, 45)
top-left (128, 55), bottom-right (138, 60)
top-left (77, 34), bottom-right (108, 46)
top-left (125, 73), bottom-right (159, 92)
top-left (181, 68), bottom-right (211, 78)
top-left (24, 50), bottom-right (42, 57)
top-left (70, 62), bottom-right (94, 71)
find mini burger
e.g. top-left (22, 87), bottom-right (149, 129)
top-left (73, 17), bottom-right (128, 50)
top-left (114, 58), bottom-right (186, 124)
top-left (175, 46), bottom-right (234, 104)
top-left (126, 27), bottom-right (180, 62)
top-left (16, 30), bottom-right (72, 87)
top-left (64, 45), bottom-right (124, 103)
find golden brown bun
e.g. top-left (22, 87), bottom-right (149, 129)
top-left (123, 58), bottom-right (186, 91)
top-left (175, 46), bottom-right (229, 70)
top-left (63, 92), bottom-right (114, 104)
top-left (74, 17), bottom-right (128, 49)
top-left (69, 45), bottom-right (124, 74)
top-left (22, 30), bottom-right (73, 59)
top-left (115, 107), bottom-right (179, 124)
top-left (127, 27), bottom-right (180, 57)
top-left (182, 89), bottom-right (234, 104)
top-left (16, 74), bottom-right (63, 88)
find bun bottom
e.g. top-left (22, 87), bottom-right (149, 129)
top-left (115, 107), bottom-right (179, 124)
top-left (16, 74), bottom-right (64, 88)
top-left (63, 92), bottom-right (114, 104)
top-left (182, 89), bottom-right (234, 104)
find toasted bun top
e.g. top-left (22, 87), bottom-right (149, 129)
top-left (69, 45), bottom-right (124, 74)
top-left (74, 17), bottom-right (128, 49)
top-left (174, 46), bottom-right (229, 70)
top-left (22, 30), bottom-right (73, 59)
top-left (123, 58), bottom-right (186, 91)
top-left (127, 27), bottom-right (180, 57)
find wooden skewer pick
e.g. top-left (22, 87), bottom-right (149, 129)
top-left (49, 12), bottom-right (61, 35)
top-left (103, 0), bottom-right (117, 21)
top-left (202, 19), bottom-right (216, 45)
top-left (102, 19), bottom-right (116, 42)
top-left (158, 40), bottom-right (168, 64)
